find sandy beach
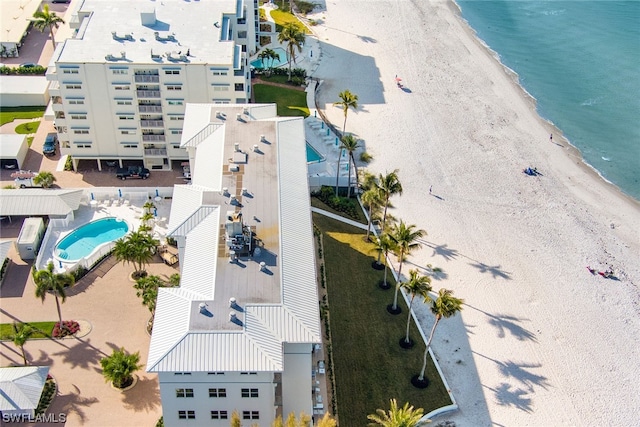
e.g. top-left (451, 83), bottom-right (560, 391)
top-left (309, 0), bottom-right (640, 425)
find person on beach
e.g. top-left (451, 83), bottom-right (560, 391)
top-left (550, 133), bottom-right (553, 142)
top-left (429, 185), bottom-right (432, 194)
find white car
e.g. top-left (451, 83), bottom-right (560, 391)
top-left (317, 360), bottom-right (325, 375)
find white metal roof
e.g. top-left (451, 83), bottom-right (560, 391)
top-left (0, 134), bottom-right (27, 158)
top-left (0, 189), bottom-right (84, 216)
top-left (0, 366), bottom-right (49, 411)
top-left (147, 105), bottom-right (321, 373)
top-left (0, 241), bottom-right (12, 262)
top-left (0, 77), bottom-right (49, 96)
top-left (0, 0), bottom-right (42, 45)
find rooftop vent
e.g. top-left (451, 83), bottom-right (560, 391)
top-left (140, 9), bottom-right (157, 26)
top-left (234, 143), bottom-right (240, 152)
top-left (229, 297), bottom-right (236, 307)
top-left (229, 312), bottom-right (236, 321)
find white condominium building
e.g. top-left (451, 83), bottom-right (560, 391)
top-left (147, 104), bottom-right (322, 426)
top-left (46, 0), bottom-right (258, 171)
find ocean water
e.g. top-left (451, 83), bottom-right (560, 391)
top-left (457, 0), bottom-right (640, 200)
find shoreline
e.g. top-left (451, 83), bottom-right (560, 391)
top-left (309, 0), bottom-right (640, 425)
top-left (447, 0), bottom-right (640, 208)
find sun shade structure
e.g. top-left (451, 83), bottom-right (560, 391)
top-left (0, 366), bottom-right (50, 416)
top-left (0, 189), bottom-right (84, 217)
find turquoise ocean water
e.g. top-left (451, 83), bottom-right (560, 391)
top-left (456, 1), bottom-right (640, 200)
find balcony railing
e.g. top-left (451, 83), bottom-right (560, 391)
top-left (144, 148), bottom-right (167, 156)
top-left (138, 105), bottom-right (163, 113)
top-left (136, 90), bottom-right (161, 98)
top-left (134, 75), bottom-right (160, 83)
top-left (142, 134), bottom-right (166, 142)
top-left (140, 120), bottom-right (164, 128)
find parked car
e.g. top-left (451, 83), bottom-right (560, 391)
top-left (43, 133), bottom-right (57, 156)
top-left (317, 360), bottom-right (325, 375)
top-left (19, 62), bottom-right (38, 68)
top-left (12, 171), bottom-right (41, 188)
top-left (116, 166), bottom-right (150, 180)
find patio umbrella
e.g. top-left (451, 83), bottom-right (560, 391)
top-left (395, 76), bottom-right (402, 82)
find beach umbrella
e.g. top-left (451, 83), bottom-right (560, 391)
top-left (395, 76), bottom-right (402, 82)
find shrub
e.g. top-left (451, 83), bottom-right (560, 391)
top-left (52, 320), bottom-right (80, 338)
top-left (294, 0), bottom-right (316, 15)
top-left (64, 155), bottom-right (73, 171)
top-left (0, 65), bottom-right (46, 76)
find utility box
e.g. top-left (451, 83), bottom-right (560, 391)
top-left (15, 218), bottom-right (45, 260)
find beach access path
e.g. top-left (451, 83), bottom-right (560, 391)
top-left (307, 0), bottom-right (640, 425)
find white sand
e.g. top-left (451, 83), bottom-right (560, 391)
top-left (308, 0), bottom-right (640, 425)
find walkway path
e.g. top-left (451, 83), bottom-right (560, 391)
top-left (310, 206), bottom-right (368, 230)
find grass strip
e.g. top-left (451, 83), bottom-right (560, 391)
top-left (0, 106), bottom-right (46, 126)
top-left (313, 213), bottom-right (451, 425)
top-left (0, 321), bottom-right (55, 340)
top-left (253, 84), bottom-right (309, 117)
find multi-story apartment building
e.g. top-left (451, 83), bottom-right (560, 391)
top-left (147, 104), bottom-right (322, 426)
top-left (46, 0), bottom-right (258, 171)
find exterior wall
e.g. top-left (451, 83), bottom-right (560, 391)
top-left (0, 93), bottom-right (48, 108)
top-left (158, 371), bottom-right (275, 427)
top-left (281, 343), bottom-right (314, 419)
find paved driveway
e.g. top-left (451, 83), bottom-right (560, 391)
top-left (0, 245), bottom-right (178, 426)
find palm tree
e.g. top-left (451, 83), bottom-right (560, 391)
top-left (230, 410), bottom-right (241, 427)
top-left (12, 322), bottom-right (35, 365)
top-left (361, 186), bottom-right (383, 241)
top-left (100, 347), bottom-right (142, 389)
top-left (334, 134), bottom-right (361, 197)
top-left (388, 221), bottom-right (426, 314)
top-left (316, 412), bottom-right (337, 427)
top-left (400, 270), bottom-right (432, 348)
top-left (33, 262), bottom-right (75, 332)
top-left (377, 170), bottom-right (403, 231)
top-left (272, 412), bottom-right (312, 426)
top-left (414, 288), bottom-right (464, 387)
top-left (367, 399), bottom-right (425, 427)
top-left (277, 23), bottom-right (305, 81)
top-left (371, 234), bottom-right (395, 290)
top-left (113, 231), bottom-right (158, 278)
top-left (33, 171), bottom-right (56, 188)
top-left (139, 212), bottom-right (155, 234)
top-left (333, 89), bottom-right (359, 133)
top-left (32, 4), bottom-right (65, 48)
top-left (259, 48), bottom-right (280, 75)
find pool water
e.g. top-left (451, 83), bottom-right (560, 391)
top-left (306, 142), bottom-right (324, 163)
top-left (55, 217), bottom-right (129, 262)
top-left (250, 47), bottom-right (288, 69)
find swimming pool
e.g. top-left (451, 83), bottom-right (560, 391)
top-left (250, 47), bottom-right (288, 69)
top-left (55, 217), bottom-right (129, 262)
top-left (306, 142), bottom-right (324, 163)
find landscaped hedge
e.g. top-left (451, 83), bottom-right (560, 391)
top-left (0, 66), bottom-right (47, 75)
top-left (312, 186), bottom-right (361, 220)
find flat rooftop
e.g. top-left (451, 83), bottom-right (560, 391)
top-left (56, 0), bottom-right (238, 65)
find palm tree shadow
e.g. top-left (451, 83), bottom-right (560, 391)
top-left (52, 338), bottom-right (108, 370)
top-left (121, 376), bottom-right (160, 412)
top-left (484, 382), bottom-right (533, 413)
top-left (49, 384), bottom-right (100, 424)
top-left (469, 261), bottom-right (512, 280)
top-left (357, 35), bottom-right (377, 43)
top-left (466, 304), bottom-right (537, 342)
top-left (420, 240), bottom-right (459, 262)
top-left (474, 351), bottom-right (549, 391)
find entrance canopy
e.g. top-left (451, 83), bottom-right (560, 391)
top-left (0, 189), bottom-right (84, 216)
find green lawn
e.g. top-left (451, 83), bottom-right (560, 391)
top-left (253, 84), bottom-right (309, 117)
top-left (269, 9), bottom-right (311, 34)
top-left (15, 121), bottom-right (41, 134)
top-left (311, 196), bottom-right (368, 225)
top-left (0, 106), bottom-right (46, 126)
top-left (0, 322), bottom-right (55, 340)
top-left (313, 213), bottom-right (452, 425)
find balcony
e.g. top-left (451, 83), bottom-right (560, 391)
top-left (140, 120), bottom-right (164, 128)
top-left (136, 90), bottom-right (161, 98)
top-left (142, 134), bottom-right (166, 142)
top-left (144, 148), bottom-right (167, 156)
top-left (138, 105), bottom-right (163, 113)
top-left (135, 75), bottom-right (160, 83)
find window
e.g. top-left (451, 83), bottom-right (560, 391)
top-left (170, 130), bottom-right (183, 135)
top-left (166, 85), bottom-right (182, 91)
top-left (73, 129), bottom-right (89, 134)
top-left (235, 83), bottom-right (244, 91)
top-left (213, 85), bottom-right (229, 92)
top-left (118, 115), bottom-right (135, 120)
top-left (112, 69), bottom-right (128, 75)
top-left (171, 143), bottom-right (181, 149)
top-left (62, 69), bottom-right (79, 74)
top-left (178, 410), bottom-right (195, 420)
top-left (209, 388), bottom-right (226, 398)
top-left (169, 116), bottom-right (184, 121)
top-left (120, 130), bottom-right (136, 135)
top-left (242, 411), bottom-right (259, 420)
top-left (241, 388), bottom-right (259, 398)
top-left (211, 69), bottom-right (228, 76)
top-left (116, 100), bottom-right (133, 105)
top-left (70, 114), bottom-right (87, 120)
top-left (122, 144), bottom-right (138, 148)
top-left (65, 84), bottom-right (82, 89)
top-left (240, 372), bottom-right (258, 375)
top-left (67, 99), bottom-right (84, 105)
top-left (165, 70), bottom-right (180, 75)
top-left (167, 100), bottom-right (184, 105)
top-left (238, 31), bottom-right (247, 39)
top-left (211, 411), bottom-right (228, 420)
top-left (75, 143), bottom-right (92, 148)
top-left (176, 388), bottom-right (194, 398)
top-left (114, 85), bottom-right (130, 90)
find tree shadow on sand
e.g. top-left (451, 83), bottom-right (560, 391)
top-left (484, 382), bottom-right (533, 413)
top-left (121, 376), bottom-right (161, 412)
top-left (52, 338), bottom-right (108, 370)
top-left (420, 240), bottom-right (459, 262)
top-left (466, 304), bottom-right (537, 342)
top-left (469, 261), bottom-right (512, 280)
top-left (474, 351), bottom-right (550, 391)
top-left (49, 384), bottom-right (100, 424)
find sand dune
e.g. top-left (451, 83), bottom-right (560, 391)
top-left (310, 0), bottom-right (640, 425)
